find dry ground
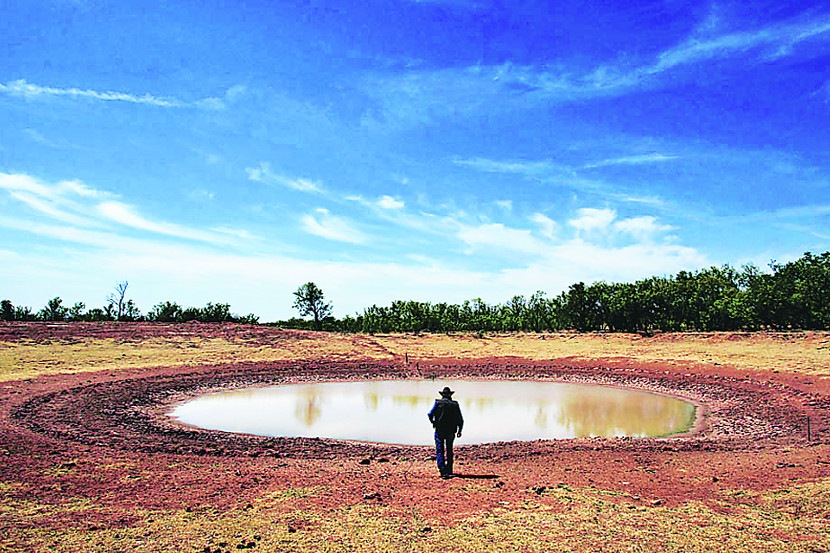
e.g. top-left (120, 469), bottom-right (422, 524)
top-left (1, 322), bottom-right (829, 552)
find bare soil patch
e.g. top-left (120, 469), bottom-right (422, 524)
top-left (1, 323), bottom-right (829, 552)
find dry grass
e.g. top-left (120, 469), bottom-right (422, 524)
top-left (2, 330), bottom-right (829, 382)
top-left (0, 333), bottom-right (393, 381)
top-left (4, 480), bottom-right (829, 552)
top-left (375, 331), bottom-right (830, 375)
top-left (2, 327), bottom-right (829, 552)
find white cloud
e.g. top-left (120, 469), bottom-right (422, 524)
top-left (500, 240), bottom-right (707, 294)
top-left (246, 162), bottom-right (322, 193)
top-left (345, 193), bottom-right (447, 235)
top-left (457, 222), bottom-right (546, 256)
top-left (0, 79), bottom-right (239, 110)
top-left (0, 172), bottom-right (246, 246)
top-left (568, 208), bottom-right (617, 233)
top-left (0, 172), bottom-right (55, 196)
top-left (0, 79), bottom-right (181, 107)
top-left (0, 172), bottom-right (110, 227)
top-left (96, 201), bottom-right (234, 244)
top-left (453, 157), bottom-right (559, 175)
top-left (613, 216), bottom-right (674, 241)
top-left (7, 191), bottom-right (96, 228)
top-left (377, 195), bottom-right (405, 210)
top-left (611, 194), bottom-right (667, 208)
top-left (529, 213), bottom-right (557, 239)
top-left (0, 173), bottom-right (108, 199)
top-left (583, 153), bottom-right (679, 169)
top-left (300, 208), bottom-right (367, 244)
top-left (58, 180), bottom-right (103, 198)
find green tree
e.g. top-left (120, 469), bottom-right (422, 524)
top-left (292, 282), bottom-right (332, 331)
top-left (199, 302), bottom-right (232, 322)
top-left (14, 305), bottom-right (35, 321)
top-left (148, 301), bottom-right (183, 322)
top-left (121, 299), bottom-right (142, 321)
top-left (68, 302), bottom-right (86, 321)
top-left (39, 297), bottom-right (68, 321)
top-left (236, 312), bottom-right (260, 325)
top-left (85, 308), bottom-right (111, 322)
top-left (1, 300), bottom-right (14, 321)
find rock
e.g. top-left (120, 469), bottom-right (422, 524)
top-left (359, 458), bottom-right (371, 465)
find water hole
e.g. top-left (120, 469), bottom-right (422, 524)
top-left (170, 379), bottom-right (696, 446)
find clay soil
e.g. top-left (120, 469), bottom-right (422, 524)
top-left (1, 323), bottom-right (829, 552)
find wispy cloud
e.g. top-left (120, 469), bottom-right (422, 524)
top-left (24, 129), bottom-right (65, 149)
top-left (300, 208), bottom-right (367, 244)
top-left (583, 153), bottom-right (679, 169)
top-left (0, 172), bottom-right (111, 227)
top-left (344, 194), bottom-right (445, 235)
top-left (0, 79), bottom-right (231, 109)
top-left (0, 172), bottom-right (245, 246)
top-left (377, 195), bottom-right (405, 210)
top-left (97, 201), bottom-right (237, 244)
top-left (453, 157), bottom-right (562, 175)
top-left (0, 79), bottom-right (180, 107)
top-left (0, 172), bottom-right (108, 199)
top-left (246, 162), bottom-right (323, 193)
top-left (366, 12), bottom-right (830, 126)
top-left (650, 14), bottom-right (830, 73)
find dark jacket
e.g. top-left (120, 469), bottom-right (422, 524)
top-left (428, 398), bottom-right (464, 435)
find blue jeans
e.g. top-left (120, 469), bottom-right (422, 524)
top-left (434, 431), bottom-right (455, 475)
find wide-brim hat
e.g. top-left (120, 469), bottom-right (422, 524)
top-left (439, 386), bottom-right (455, 397)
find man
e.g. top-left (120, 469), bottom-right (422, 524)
top-left (427, 386), bottom-right (464, 479)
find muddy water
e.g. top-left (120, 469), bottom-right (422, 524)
top-left (170, 379), bottom-right (696, 445)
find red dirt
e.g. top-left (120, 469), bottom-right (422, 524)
top-left (1, 324), bottom-right (829, 528)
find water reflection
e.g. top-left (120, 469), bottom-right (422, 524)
top-left (170, 380), bottom-right (696, 445)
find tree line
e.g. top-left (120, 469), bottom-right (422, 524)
top-left (281, 251), bottom-right (830, 333)
top-left (1, 281), bottom-right (259, 324)
top-left (2, 251), bottom-right (829, 332)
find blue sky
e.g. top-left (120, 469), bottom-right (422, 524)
top-left (1, 0), bottom-right (829, 321)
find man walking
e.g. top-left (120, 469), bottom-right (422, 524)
top-left (428, 386), bottom-right (464, 479)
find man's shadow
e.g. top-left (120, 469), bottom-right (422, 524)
top-left (452, 473), bottom-right (499, 480)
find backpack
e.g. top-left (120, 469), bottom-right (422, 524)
top-left (432, 399), bottom-right (458, 428)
